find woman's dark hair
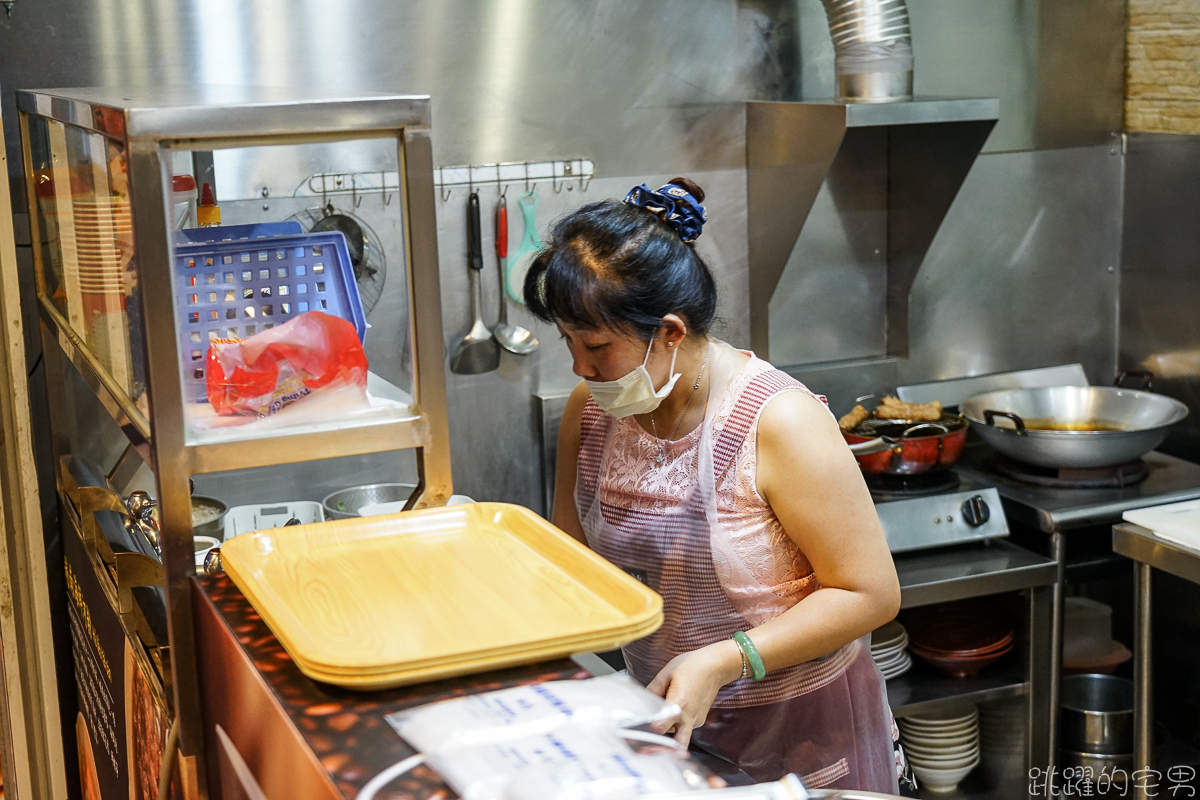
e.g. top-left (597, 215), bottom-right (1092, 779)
top-left (523, 177), bottom-right (718, 341)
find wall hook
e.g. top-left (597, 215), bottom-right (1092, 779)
top-left (524, 162), bottom-right (532, 193)
top-left (440, 183), bottom-right (453, 202)
top-left (382, 172), bottom-right (393, 207)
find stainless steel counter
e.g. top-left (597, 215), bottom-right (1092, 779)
top-left (957, 449), bottom-right (1200, 534)
top-left (1113, 522), bottom-right (1200, 584)
top-left (1112, 522), bottom-right (1200, 800)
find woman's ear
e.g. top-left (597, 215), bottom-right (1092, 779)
top-left (659, 314), bottom-right (689, 348)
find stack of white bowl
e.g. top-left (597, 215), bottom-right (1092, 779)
top-left (897, 705), bottom-right (981, 793)
top-left (871, 620), bottom-right (912, 680)
top-left (978, 697), bottom-right (1025, 787)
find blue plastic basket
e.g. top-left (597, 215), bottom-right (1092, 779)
top-left (174, 221), bottom-right (303, 245)
top-left (174, 230), bottom-right (367, 404)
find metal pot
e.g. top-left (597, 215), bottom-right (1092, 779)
top-left (322, 483), bottom-right (416, 520)
top-left (843, 415), bottom-right (968, 475)
top-left (1058, 723), bottom-right (1166, 788)
top-left (191, 495), bottom-right (227, 538)
top-left (961, 373), bottom-right (1188, 469)
top-left (1060, 674), bottom-right (1133, 755)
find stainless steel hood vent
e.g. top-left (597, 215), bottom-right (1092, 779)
top-left (745, 96), bottom-right (999, 359)
top-left (823, 0), bottom-right (914, 102)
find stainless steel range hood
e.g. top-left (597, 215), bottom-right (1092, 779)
top-left (746, 96), bottom-right (999, 359)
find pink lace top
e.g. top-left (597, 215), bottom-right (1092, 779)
top-left (599, 353), bottom-right (821, 606)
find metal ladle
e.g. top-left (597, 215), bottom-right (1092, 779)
top-left (493, 196), bottom-right (538, 355)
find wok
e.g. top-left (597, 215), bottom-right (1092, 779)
top-left (961, 372), bottom-right (1188, 469)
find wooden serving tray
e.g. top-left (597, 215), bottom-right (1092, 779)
top-left (220, 503), bottom-right (661, 687)
top-left (282, 614), bottom-right (664, 690)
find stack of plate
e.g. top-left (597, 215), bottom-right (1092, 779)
top-left (905, 602), bottom-right (1014, 678)
top-left (898, 706), bottom-right (981, 793)
top-left (220, 502), bottom-right (664, 689)
top-left (870, 620), bottom-right (912, 680)
top-left (73, 196), bottom-right (131, 298)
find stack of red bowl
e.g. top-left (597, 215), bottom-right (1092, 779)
top-left (904, 602), bottom-right (1014, 678)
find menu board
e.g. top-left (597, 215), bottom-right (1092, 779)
top-left (64, 520), bottom-right (177, 800)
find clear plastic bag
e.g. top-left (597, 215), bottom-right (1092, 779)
top-left (428, 728), bottom-right (703, 800)
top-left (385, 675), bottom-right (679, 755)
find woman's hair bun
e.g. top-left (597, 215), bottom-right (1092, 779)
top-left (523, 178), bottom-right (719, 339)
top-left (668, 177), bottom-right (705, 203)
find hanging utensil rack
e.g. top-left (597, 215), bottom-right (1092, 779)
top-left (296, 159), bottom-right (596, 206)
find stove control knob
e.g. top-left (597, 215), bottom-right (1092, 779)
top-left (961, 496), bottom-right (991, 527)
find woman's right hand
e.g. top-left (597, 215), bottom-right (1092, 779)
top-left (646, 640), bottom-right (744, 747)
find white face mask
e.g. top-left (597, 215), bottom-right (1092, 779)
top-left (585, 338), bottom-right (681, 419)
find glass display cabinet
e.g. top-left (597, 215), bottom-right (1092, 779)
top-left (18, 86), bottom-right (452, 798)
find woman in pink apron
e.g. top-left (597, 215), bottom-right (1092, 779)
top-left (524, 178), bottom-right (917, 795)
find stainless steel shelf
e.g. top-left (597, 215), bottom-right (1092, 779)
top-left (42, 298), bottom-right (435, 475)
top-left (887, 654), bottom-right (1026, 719)
top-left (895, 539), bottom-right (1058, 609)
top-left (186, 410), bottom-right (429, 474)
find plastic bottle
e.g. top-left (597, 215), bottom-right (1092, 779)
top-left (172, 174), bottom-right (197, 229)
top-left (197, 182), bottom-right (221, 227)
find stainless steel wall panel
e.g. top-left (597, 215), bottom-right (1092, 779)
top-left (1120, 132), bottom-right (1200, 460)
top-left (0, 0), bottom-right (784, 192)
top-left (768, 126), bottom-right (888, 364)
top-left (799, 0), bottom-right (1124, 153)
top-left (781, 145), bottom-right (1122, 394)
top-left (901, 144), bottom-right (1122, 384)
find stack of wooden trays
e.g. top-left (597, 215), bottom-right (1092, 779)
top-left (220, 503), bottom-right (663, 689)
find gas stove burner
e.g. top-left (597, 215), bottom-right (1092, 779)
top-left (866, 471), bottom-right (961, 501)
top-left (989, 454), bottom-right (1149, 489)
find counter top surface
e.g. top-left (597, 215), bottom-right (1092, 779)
top-left (1113, 522), bottom-right (1200, 585)
top-left (196, 573), bottom-right (588, 799)
top-left (957, 447), bottom-right (1200, 532)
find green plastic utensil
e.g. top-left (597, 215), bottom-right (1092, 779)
top-left (506, 190), bottom-right (542, 304)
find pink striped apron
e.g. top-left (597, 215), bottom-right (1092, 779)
top-left (575, 345), bottom-right (900, 792)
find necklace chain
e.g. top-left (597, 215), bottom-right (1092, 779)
top-left (649, 346), bottom-right (709, 464)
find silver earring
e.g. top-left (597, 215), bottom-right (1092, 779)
top-left (668, 342), bottom-right (674, 347)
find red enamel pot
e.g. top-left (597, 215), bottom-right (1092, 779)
top-left (843, 415), bottom-right (968, 476)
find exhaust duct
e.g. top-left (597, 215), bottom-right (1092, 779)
top-left (821, 0), bottom-right (913, 102)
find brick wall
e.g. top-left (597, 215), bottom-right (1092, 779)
top-left (1127, 0), bottom-right (1200, 133)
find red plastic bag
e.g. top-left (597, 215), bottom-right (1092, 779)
top-left (205, 311), bottom-right (368, 417)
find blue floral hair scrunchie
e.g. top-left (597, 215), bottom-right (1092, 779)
top-left (623, 182), bottom-right (707, 243)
